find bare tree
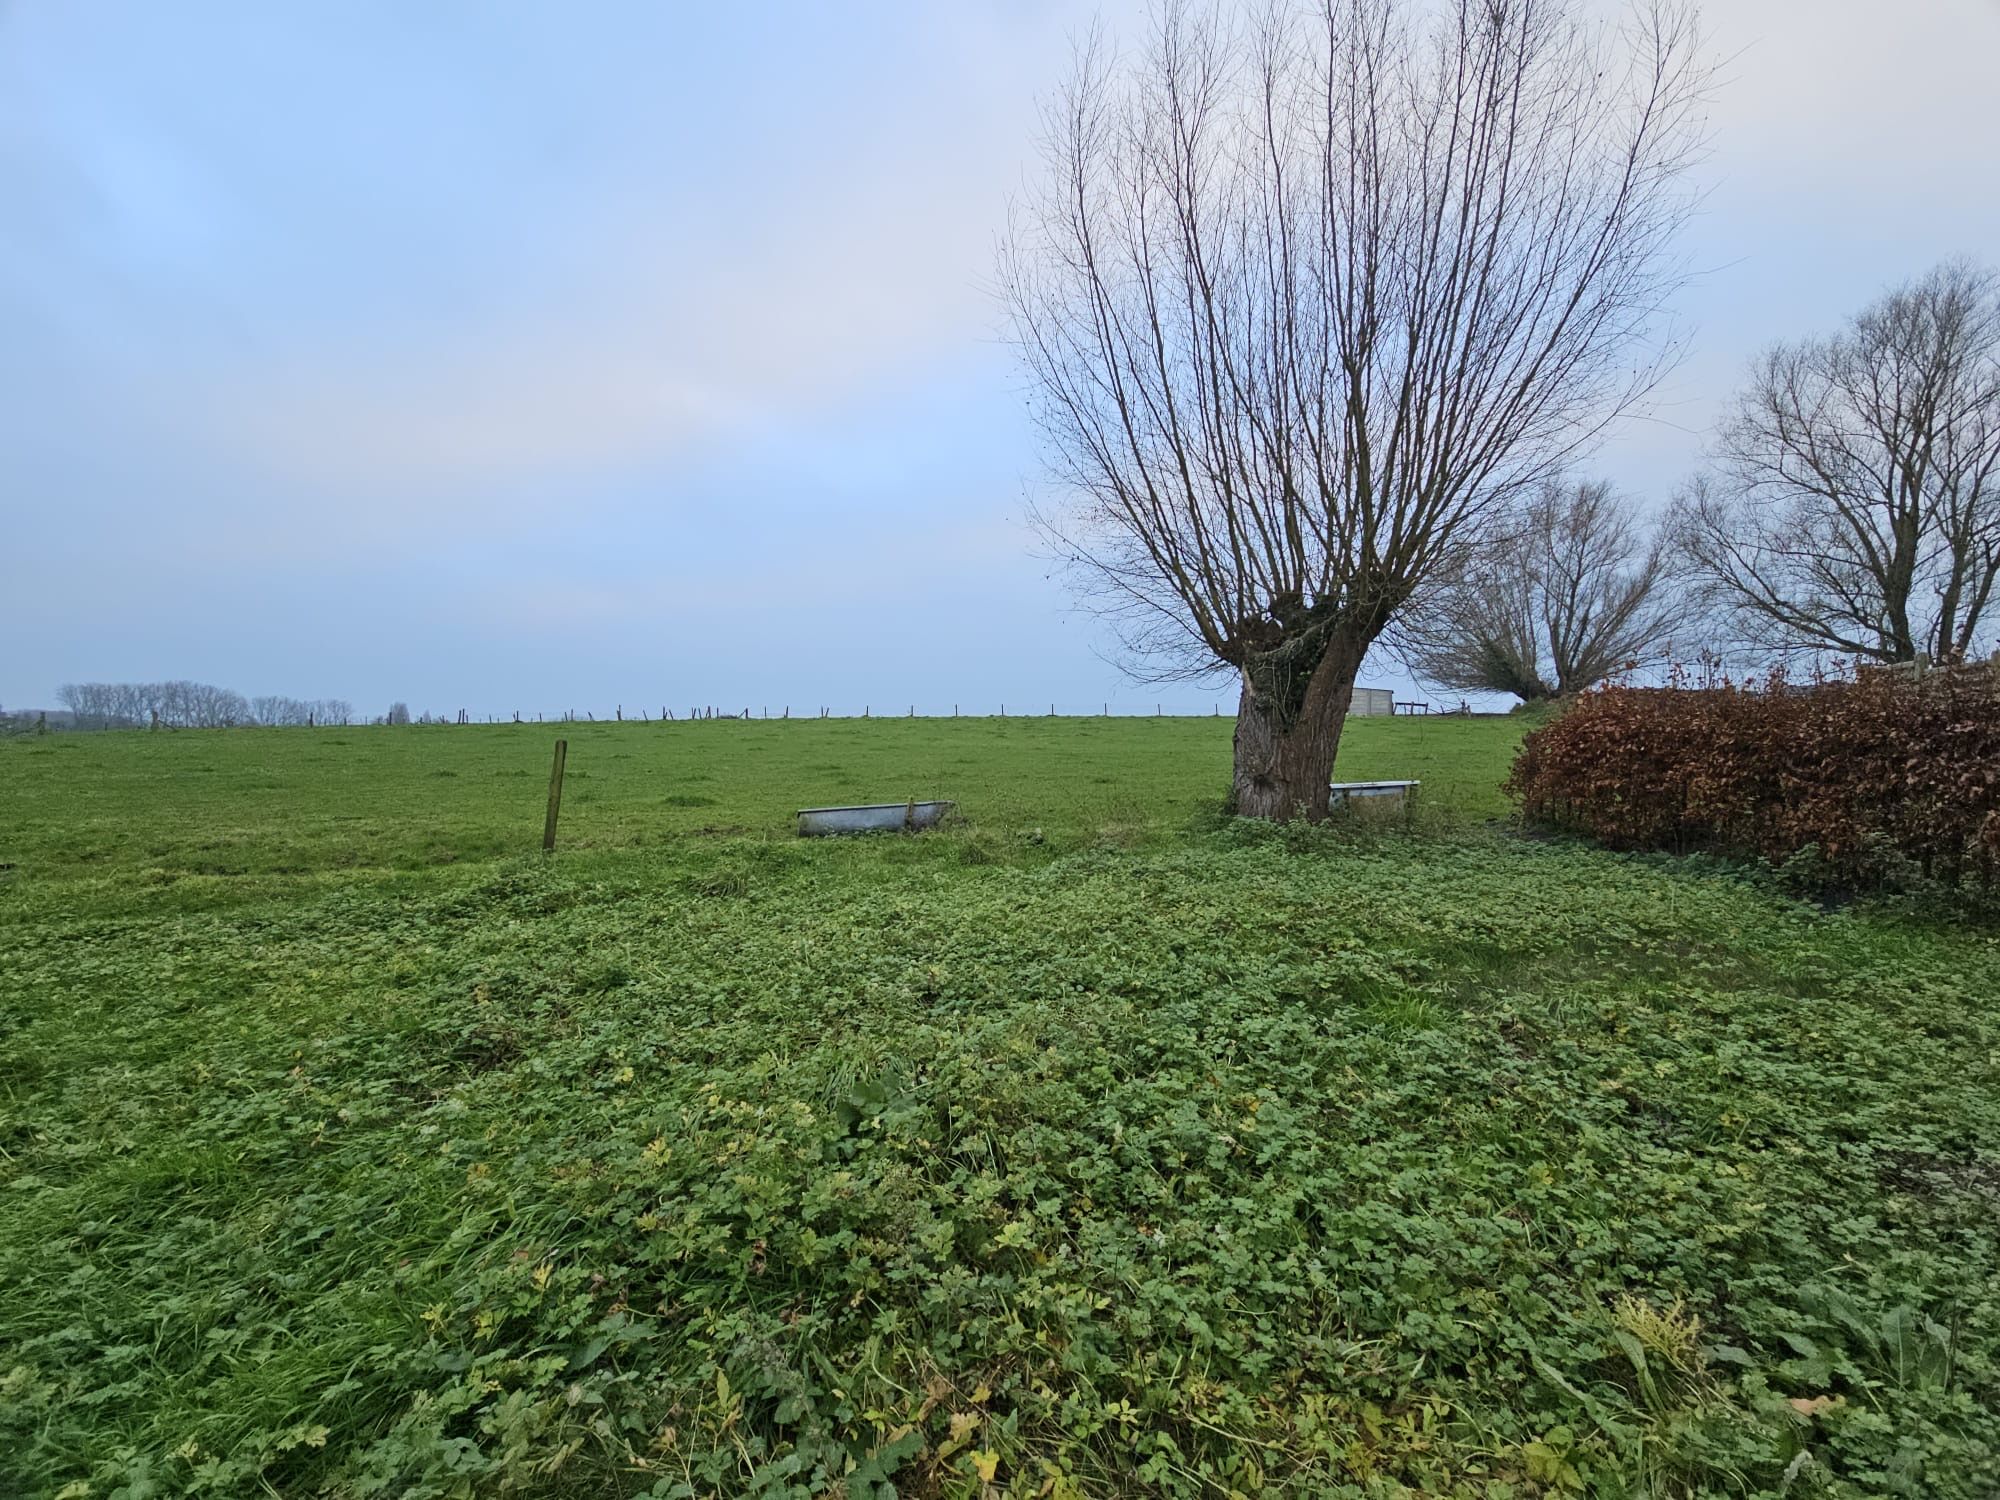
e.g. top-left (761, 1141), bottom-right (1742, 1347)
top-left (1672, 260), bottom-right (2000, 665)
top-left (53, 681), bottom-right (338, 730)
top-left (1394, 479), bottom-right (1673, 701)
top-left (56, 683), bottom-right (126, 730)
top-left (165, 681), bottom-right (248, 728)
top-left (1001, 0), bottom-right (1709, 817)
top-left (248, 694), bottom-right (350, 726)
top-left (386, 701), bottom-right (412, 726)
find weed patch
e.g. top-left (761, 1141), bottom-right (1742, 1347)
top-left (1, 719), bottom-right (1995, 1496)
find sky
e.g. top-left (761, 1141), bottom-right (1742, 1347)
top-left (4, 0), bottom-right (1998, 719)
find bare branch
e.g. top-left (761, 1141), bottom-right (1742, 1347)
top-left (1672, 259), bottom-right (2000, 665)
top-left (1001, 0), bottom-right (1710, 816)
top-left (1391, 476), bottom-right (1674, 700)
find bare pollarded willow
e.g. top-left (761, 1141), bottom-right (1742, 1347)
top-left (1001, 0), bottom-right (1709, 817)
top-left (1396, 478), bottom-right (1674, 702)
top-left (1673, 260), bottom-right (2000, 666)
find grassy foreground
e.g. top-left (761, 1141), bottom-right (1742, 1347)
top-left (1, 716), bottom-right (1996, 1498)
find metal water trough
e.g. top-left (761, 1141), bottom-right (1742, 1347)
top-left (797, 800), bottom-right (955, 837)
top-left (1328, 779), bottom-right (1419, 810)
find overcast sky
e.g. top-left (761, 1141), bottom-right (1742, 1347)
top-left (5, 0), bottom-right (1997, 717)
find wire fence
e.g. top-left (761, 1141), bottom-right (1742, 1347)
top-left (442, 702), bottom-right (1246, 725)
top-left (10, 695), bottom-right (1459, 732)
top-left (468, 693), bottom-right (1433, 724)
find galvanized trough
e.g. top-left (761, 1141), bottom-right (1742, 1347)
top-left (1328, 779), bottom-right (1420, 810)
top-left (796, 800), bottom-right (955, 837)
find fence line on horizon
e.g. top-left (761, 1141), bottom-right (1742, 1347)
top-left (474, 702), bottom-right (1248, 725)
top-left (10, 692), bottom-right (1456, 732)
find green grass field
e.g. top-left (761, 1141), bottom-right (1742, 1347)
top-left (2, 713), bottom-right (1522, 880)
top-left (2, 716), bottom-right (1996, 1498)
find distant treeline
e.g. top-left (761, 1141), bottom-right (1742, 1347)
top-left (50, 681), bottom-right (354, 730)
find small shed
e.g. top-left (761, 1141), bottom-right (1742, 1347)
top-left (1350, 686), bottom-right (1395, 717)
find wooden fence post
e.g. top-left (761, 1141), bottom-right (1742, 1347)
top-left (542, 739), bottom-right (568, 853)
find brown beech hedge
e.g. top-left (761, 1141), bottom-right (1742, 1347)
top-left (1506, 663), bottom-right (2000, 895)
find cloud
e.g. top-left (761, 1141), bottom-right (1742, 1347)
top-left (6, 0), bottom-right (1996, 716)
top-left (191, 173), bottom-right (993, 501)
top-left (85, 4), bottom-right (1092, 519)
top-left (480, 509), bottom-right (1032, 624)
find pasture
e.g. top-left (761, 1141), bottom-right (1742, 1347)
top-left (2, 716), bottom-right (1996, 1498)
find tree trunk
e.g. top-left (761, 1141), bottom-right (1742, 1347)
top-left (1230, 633), bottom-right (1367, 821)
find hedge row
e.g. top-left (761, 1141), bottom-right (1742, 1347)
top-left (1506, 664), bottom-right (2000, 896)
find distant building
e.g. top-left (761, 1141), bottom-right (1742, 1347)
top-left (1350, 687), bottom-right (1395, 716)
